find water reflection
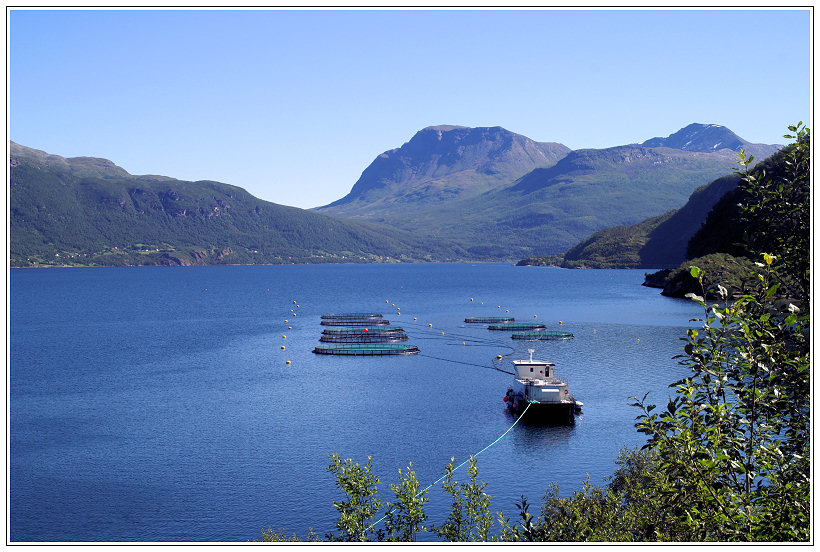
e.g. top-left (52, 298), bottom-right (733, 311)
top-left (508, 413), bottom-right (577, 452)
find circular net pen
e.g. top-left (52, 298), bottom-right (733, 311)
top-left (320, 334), bottom-right (409, 343)
top-left (464, 316), bottom-right (515, 323)
top-left (321, 318), bottom-right (391, 326)
top-left (321, 313), bottom-right (383, 320)
top-left (322, 327), bottom-right (405, 335)
top-left (511, 331), bottom-right (574, 340)
top-left (312, 344), bottom-right (420, 355)
top-left (488, 323), bottom-right (547, 331)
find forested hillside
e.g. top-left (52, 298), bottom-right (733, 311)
top-left (9, 143), bottom-right (467, 267)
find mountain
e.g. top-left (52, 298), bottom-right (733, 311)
top-left (642, 123), bottom-right (778, 160)
top-left (316, 124), bottom-right (781, 260)
top-left (320, 125), bottom-right (571, 218)
top-left (9, 142), bottom-right (467, 267)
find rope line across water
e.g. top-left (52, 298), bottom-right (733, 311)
top-left (417, 353), bottom-right (516, 376)
top-left (366, 401), bottom-right (533, 533)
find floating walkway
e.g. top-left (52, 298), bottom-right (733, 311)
top-left (511, 331), bottom-right (574, 340)
top-left (312, 343), bottom-right (420, 356)
top-left (488, 323), bottom-right (547, 331)
top-left (465, 316), bottom-right (515, 324)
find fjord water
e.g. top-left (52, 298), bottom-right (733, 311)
top-left (11, 263), bottom-right (700, 542)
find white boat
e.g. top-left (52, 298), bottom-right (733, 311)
top-left (504, 349), bottom-right (582, 423)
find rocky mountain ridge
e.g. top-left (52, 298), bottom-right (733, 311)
top-left (317, 123), bottom-right (780, 258)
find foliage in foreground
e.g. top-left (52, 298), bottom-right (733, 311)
top-left (255, 124), bottom-right (810, 543)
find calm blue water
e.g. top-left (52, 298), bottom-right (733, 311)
top-left (10, 263), bottom-right (701, 542)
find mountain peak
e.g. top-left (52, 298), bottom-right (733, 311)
top-left (641, 123), bottom-right (746, 153)
top-left (318, 125), bottom-right (570, 212)
top-left (422, 124), bottom-right (469, 132)
top-left (11, 140), bottom-right (132, 179)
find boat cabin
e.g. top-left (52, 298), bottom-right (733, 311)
top-left (512, 360), bottom-right (555, 380)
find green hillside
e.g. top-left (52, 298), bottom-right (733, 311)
top-left (388, 145), bottom-right (744, 259)
top-left (520, 173), bottom-right (742, 269)
top-left (528, 127), bottom-right (809, 302)
top-left (527, 139), bottom-right (795, 271)
top-left (9, 143), bottom-right (468, 267)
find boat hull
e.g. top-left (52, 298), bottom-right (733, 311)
top-left (504, 389), bottom-right (580, 424)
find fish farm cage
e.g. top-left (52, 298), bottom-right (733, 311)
top-left (320, 333), bottom-right (409, 343)
top-left (511, 331), bottom-right (574, 340)
top-left (312, 344), bottom-right (420, 355)
top-left (488, 323), bottom-right (547, 331)
top-left (322, 327), bottom-right (405, 335)
top-left (320, 313), bottom-right (384, 320)
top-left (321, 318), bottom-right (391, 326)
top-left (464, 316), bottom-right (515, 323)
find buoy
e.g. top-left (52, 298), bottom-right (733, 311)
top-left (363, 328), bottom-right (369, 333)
top-left (441, 332), bottom-right (445, 335)
top-left (462, 342), bottom-right (465, 346)
top-left (293, 300), bottom-right (296, 304)
top-left (497, 355), bottom-right (503, 360)
top-left (470, 298), bottom-right (474, 302)
top-left (386, 300), bottom-right (389, 303)
top-left (503, 396), bottom-right (508, 402)
top-left (505, 309), bottom-right (509, 313)
top-left (282, 335), bottom-right (286, 339)
top-left (285, 319), bottom-right (289, 323)
top-left (533, 315), bottom-right (537, 318)
top-left (281, 346), bottom-right (285, 350)
top-left (413, 317), bottom-right (417, 320)
top-left (559, 321), bottom-right (563, 325)
top-left (286, 360), bottom-right (291, 365)
top-left (429, 323), bottom-right (432, 327)
top-left (288, 326), bottom-right (292, 330)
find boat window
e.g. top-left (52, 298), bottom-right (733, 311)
top-left (530, 367), bottom-right (534, 373)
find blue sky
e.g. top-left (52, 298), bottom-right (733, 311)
top-left (9, 8), bottom-right (811, 209)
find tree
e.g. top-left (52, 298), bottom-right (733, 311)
top-left (326, 453), bottom-right (383, 541)
top-left (382, 462), bottom-right (429, 541)
top-left (737, 123), bottom-right (810, 302)
top-left (430, 456), bottom-right (495, 541)
top-left (631, 256), bottom-right (809, 540)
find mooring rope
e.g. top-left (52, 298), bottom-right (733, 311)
top-left (417, 353), bottom-right (516, 376)
top-left (366, 401), bottom-right (533, 533)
